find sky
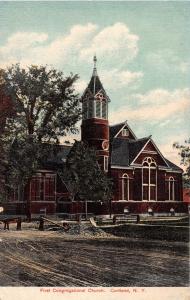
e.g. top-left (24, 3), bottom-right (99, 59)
top-left (0, 1), bottom-right (190, 167)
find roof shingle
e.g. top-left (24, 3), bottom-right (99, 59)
top-left (110, 137), bottom-right (149, 167)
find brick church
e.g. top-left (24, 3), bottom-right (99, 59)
top-left (5, 57), bottom-right (187, 217)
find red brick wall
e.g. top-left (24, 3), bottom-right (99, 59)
top-left (133, 168), bottom-right (142, 201)
top-left (81, 118), bottom-right (109, 146)
top-left (134, 152), bottom-right (167, 166)
top-left (157, 170), bottom-right (166, 201)
top-left (110, 167), bottom-right (183, 203)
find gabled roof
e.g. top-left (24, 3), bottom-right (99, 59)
top-left (109, 121), bottom-right (137, 141)
top-left (111, 138), bottom-right (130, 166)
top-left (110, 122), bottom-right (126, 141)
top-left (165, 159), bottom-right (183, 171)
top-left (130, 138), bottom-right (170, 168)
top-left (39, 134), bottom-right (182, 174)
top-left (110, 136), bottom-right (182, 172)
top-left (111, 137), bottom-right (149, 167)
top-left (128, 137), bottom-right (150, 164)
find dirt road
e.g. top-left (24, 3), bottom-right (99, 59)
top-left (0, 229), bottom-right (188, 287)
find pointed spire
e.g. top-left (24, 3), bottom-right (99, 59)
top-left (92, 55), bottom-right (97, 77)
top-left (92, 55), bottom-right (97, 95)
top-left (82, 56), bottom-right (110, 101)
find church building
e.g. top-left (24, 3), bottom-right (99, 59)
top-left (4, 57), bottom-right (187, 217)
top-left (78, 56), bottom-right (185, 216)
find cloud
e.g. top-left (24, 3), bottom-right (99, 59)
top-left (74, 79), bottom-right (88, 94)
top-left (0, 32), bottom-right (49, 68)
top-left (159, 118), bottom-right (183, 128)
top-left (0, 23), bottom-right (142, 93)
top-left (79, 23), bottom-right (139, 66)
top-left (159, 142), bottom-right (182, 168)
top-left (101, 68), bottom-right (143, 91)
top-left (159, 134), bottom-right (188, 169)
top-left (158, 119), bottom-right (171, 128)
top-left (109, 88), bottom-right (190, 124)
top-left (1, 32), bottom-right (48, 53)
top-left (34, 23), bottom-right (97, 67)
top-left (179, 61), bottom-right (190, 74)
top-left (135, 88), bottom-right (190, 105)
top-left (0, 22), bottom-right (139, 71)
top-left (146, 49), bottom-right (190, 75)
top-left (0, 24), bottom-right (97, 68)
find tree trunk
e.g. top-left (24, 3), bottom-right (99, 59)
top-left (85, 200), bottom-right (88, 220)
top-left (109, 199), bottom-right (112, 218)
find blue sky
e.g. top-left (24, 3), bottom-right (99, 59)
top-left (0, 1), bottom-right (190, 166)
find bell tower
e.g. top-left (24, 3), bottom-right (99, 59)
top-left (81, 56), bottom-right (110, 172)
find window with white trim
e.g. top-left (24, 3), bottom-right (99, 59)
top-left (95, 100), bottom-right (107, 119)
top-left (102, 101), bottom-right (107, 119)
top-left (83, 96), bottom-right (107, 120)
top-left (142, 157), bottom-right (157, 201)
top-left (168, 177), bottom-right (175, 201)
top-left (30, 174), bottom-right (56, 202)
top-left (122, 174), bottom-right (129, 201)
top-left (95, 100), bottom-right (101, 118)
top-left (122, 128), bottom-right (129, 136)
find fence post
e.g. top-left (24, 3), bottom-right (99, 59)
top-left (39, 217), bottom-right (44, 231)
top-left (113, 215), bottom-right (117, 225)
top-left (16, 217), bottom-right (22, 230)
top-left (136, 215), bottom-right (140, 224)
top-left (4, 221), bottom-right (9, 230)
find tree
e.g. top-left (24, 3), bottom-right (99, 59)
top-left (58, 141), bottom-right (113, 218)
top-left (0, 64), bottom-right (81, 197)
top-left (0, 70), bottom-right (16, 200)
top-left (173, 139), bottom-right (190, 187)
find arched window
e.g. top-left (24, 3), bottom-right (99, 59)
top-left (82, 99), bottom-right (95, 119)
top-left (95, 100), bottom-right (107, 119)
top-left (95, 100), bottom-right (101, 118)
top-left (168, 177), bottom-right (175, 201)
top-left (122, 174), bottom-right (129, 201)
top-left (142, 157), bottom-right (157, 201)
top-left (82, 94), bottom-right (107, 120)
top-left (102, 101), bottom-right (107, 119)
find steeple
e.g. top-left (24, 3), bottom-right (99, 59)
top-left (82, 56), bottom-right (110, 100)
top-left (81, 57), bottom-right (110, 172)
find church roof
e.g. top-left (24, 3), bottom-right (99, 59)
top-left (110, 138), bottom-right (130, 166)
top-left (110, 136), bottom-right (182, 171)
top-left (110, 137), bottom-right (149, 167)
top-left (109, 122), bottom-right (126, 141)
top-left (109, 121), bottom-right (137, 141)
top-left (82, 56), bottom-right (110, 100)
top-left (165, 159), bottom-right (183, 171)
top-left (87, 74), bottom-right (105, 96)
top-left (40, 134), bottom-right (182, 173)
top-left (128, 138), bottom-right (150, 163)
